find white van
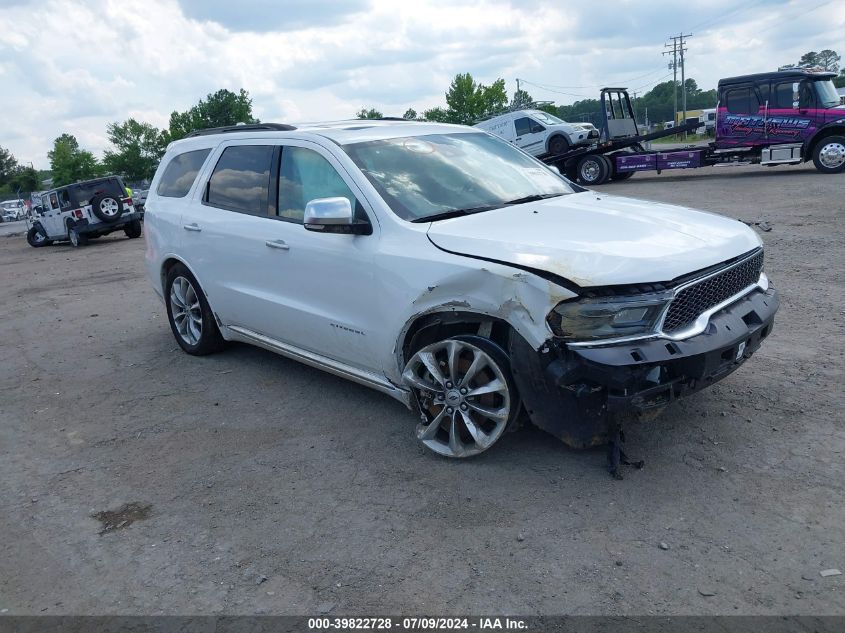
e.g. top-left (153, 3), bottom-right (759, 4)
top-left (474, 109), bottom-right (598, 157)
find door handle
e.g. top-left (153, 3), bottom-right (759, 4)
top-left (515, 137), bottom-right (522, 141)
top-left (183, 223), bottom-right (201, 232)
top-left (265, 239), bottom-right (290, 250)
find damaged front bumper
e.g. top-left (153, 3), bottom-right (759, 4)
top-left (509, 286), bottom-right (779, 448)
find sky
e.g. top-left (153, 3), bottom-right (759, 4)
top-left (1, 0), bottom-right (843, 168)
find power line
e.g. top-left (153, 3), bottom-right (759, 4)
top-left (517, 66), bottom-right (668, 90)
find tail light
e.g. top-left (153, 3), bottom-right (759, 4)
top-left (74, 209), bottom-right (83, 219)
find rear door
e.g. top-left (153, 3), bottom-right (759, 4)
top-left (718, 83), bottom-right (764, 146)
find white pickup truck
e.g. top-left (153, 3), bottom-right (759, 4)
top-left (474, 109), bottom-right (599, 157)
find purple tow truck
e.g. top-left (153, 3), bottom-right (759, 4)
top-left (548, 69), bottom-right (845, 185)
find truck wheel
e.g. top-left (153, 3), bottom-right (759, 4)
top-left (577, 155), bottom-right (610, 185)
top-left (91, 194), bottom-right (124, 223)
top-left (403, 335), bottom-right (519, 458)
top-left (548, 135), bottom-right (570, 155)
top-left (612, 170), bottom-right (635, 181)
top-left (812, 135), bottom-right (845, 174)
top-left (124, 219), bottom-right (142, 239)
top-left (26, 226), bottom-right (51, 247)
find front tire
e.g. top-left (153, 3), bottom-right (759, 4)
top-left (165, 264), bottom-right (224, 355)
top-left (26, 226), bottom-right (51, 247)
top-left (812, 135), bottom-right (845, 174)
top-left (403, 335), bottom-right (519, 458)
top-left (548, 135), bottom-right (570, 156)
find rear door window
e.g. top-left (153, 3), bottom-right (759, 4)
top-left (725, 87), bottom-right (760, 114)
top-left (157, 149), bottom-right (211, 198)
top-left (206, 145), bottom-right (273, 215)
top-left (72, 179), bottom-right (125, 207)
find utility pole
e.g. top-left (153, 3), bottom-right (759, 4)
top-left (663, 37), bottom-right (679, 132)
top-left (664, 33), bottom-right (691, 137)
top-left (679, 33), bottom-right (692, 139)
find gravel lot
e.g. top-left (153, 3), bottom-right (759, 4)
top-left (1, 163), bottom-right (842, 616)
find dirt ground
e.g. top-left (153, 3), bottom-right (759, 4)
top-left (0, 163), bottom-right (842, 616)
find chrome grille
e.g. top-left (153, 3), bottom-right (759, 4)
top-left (662, 250), bottom-right (764, 333)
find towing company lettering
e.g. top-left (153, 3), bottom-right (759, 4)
top-left (724, 114), bottom-right (811, 138)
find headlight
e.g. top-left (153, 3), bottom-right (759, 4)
top-left (546, 292), bottom-right (671, 342)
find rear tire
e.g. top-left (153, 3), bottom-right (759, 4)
top-left (577, 154), bottom-right (611, 185)
top-left (124, 219), bottom-right (142, 239)
top-left (812, 135), bottom-right (845, 174)
top-left (165, 264), bottom-right (225, 355)
top-left (68, 225), bottom-right (88, 247)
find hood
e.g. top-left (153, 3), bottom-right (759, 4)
top-left (426, 192), bottom-right (762, 287)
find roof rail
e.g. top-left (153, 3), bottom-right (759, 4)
top-left (474, 100), bottom-right (557, 124)
top-left (374, 117), bottom-right (420, 121)
top-left (185, 123), bottom-right (296, 138)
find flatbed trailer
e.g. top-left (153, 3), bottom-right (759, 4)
top-left (543, 71), bottom-right (845, 185)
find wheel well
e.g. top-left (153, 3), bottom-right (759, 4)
top-left (400, 311), bottom-right (515, 367)
top-left (547, 133), bottom-right (568, 150)
top-left (160, 258), bottom-right (182, 294)
top-left (806, 127), bottom-right (845, 159)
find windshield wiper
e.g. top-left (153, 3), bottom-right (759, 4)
top-left (503, 193), bottom-right (564, 205)
top-left (411, 205), bottom-right (500, 223)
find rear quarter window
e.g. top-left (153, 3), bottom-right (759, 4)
top-left (157, 149), bottom-right (212, 198)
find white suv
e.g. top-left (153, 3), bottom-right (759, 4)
top-left (145, 121), bottom-right (778, 472)
top-left (27, 176), bottom-right (142, 247)
top-left (474, 109), bottom-right (599, 156)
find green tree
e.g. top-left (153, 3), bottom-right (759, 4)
top-left (798, 51), bottom-right (819, 67)
top-left (48, 134), bottom-right (101, 186)
top-left (164, 88), bottom-right (258, 143)
top-left (355, 107), bottom-right (383, 119)
top-left (422, 106), bottom-right (449, 122)
top-left (0, 145), bottom-right (17, 187)
top-left (5, 165), bottom-right (39, 193)
top-left (511, 88), bottom-right (535, 109)
top-left (402, 108), bottom-right (418, 120)
top-left (444, 73), bottom-right (508, 125)
top-left (102, 118), bottom-right (164, 183)
top-left (817, 49), bottom-right (841, 72)
top-left (834, 73), bottom-right (845, 88)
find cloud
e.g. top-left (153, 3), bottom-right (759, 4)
top-left (177, 0), bottom-right (370, 32)
top-left (0, 0), bottom-right (843, 168)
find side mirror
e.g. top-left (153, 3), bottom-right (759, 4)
top-left (303, 197), bottom-right (370, 235)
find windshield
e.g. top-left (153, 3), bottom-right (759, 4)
top-left (532, 111), bottom-right (565, 125)
top-left (814, 79), bottom-right (841, 108)
top-left (342, 132), bottom-right (574, 221)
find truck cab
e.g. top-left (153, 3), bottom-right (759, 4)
top-left (716, 69), bottom-right (845, 172)
top-left (474, 109), bottom-right (598, 157)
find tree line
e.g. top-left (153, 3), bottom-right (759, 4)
top-left (1, 49), bottom-right (840, 197)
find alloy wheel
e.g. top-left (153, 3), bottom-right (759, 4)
top-left (580, 160), bottom-right (600, 183)
top-left (819, 142), bottom-right (845, 170)
top-left (99, 197), bottom-right (120, 218)
top-left (169, 276), bottom-right (203, 346)
top-left (403, 339), bottom-right (512, 457)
